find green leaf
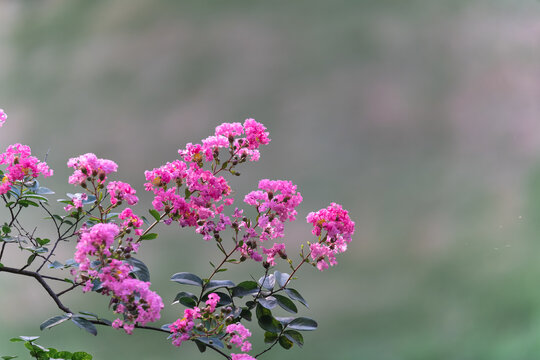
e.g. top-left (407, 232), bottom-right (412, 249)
top-left (256, 304), bottom-right (282, 334)
top-left (56, 350), bottom-right (73, 358)
top-left (258, 315), bottom-right (283, 334)
top-left (26, 254), bottom-right (37, 266)
top-left (148, 209), bottom-right (161, 222)
top-left (36, 238), bottom-right (50, 246)
top-left (172, 291), bottom-right (198, 308)
top-left (21, 194), bottom-right (48, 202)
top-left (258, 296), bottom-right (278, 310)
top-left (139, 233), bottom-right (158, 241)
top-left (205, 279), bottom-right (235, 291)
top-left (71, 317), bottom-right (97, 336)
top-left (264, 331), bottom-right (278, 344)
top-left (1, 356), bottom-right (18, 359)
top-left (0, 262), bottom-right (3, 268)
top-left (279, 335), bottom-right (294, 349)
top-left (284, 288), bottom-right (309, 308)
top-left (194, 340), bottom-right (207, 353)
top-left (283, 330), bottom-right (304, 347)
top-left (72, 352), bottom-right (93, 360)
top-left (232, 281), bottom-right (259, 297)
top-left (78, 312), bottom-right (99, 319)
top-left (274, 271), bottom-right (290, 288)
top-left (171, 272), bottom-right (203, 286)
top-left (40, 315), bottom-right (70, 330)
top-left (125, 257), bottom-right (150, 282)
top-left (274, 294), bottom-right (298, 313)
top-left (287, 317), bottom-right (318, 331)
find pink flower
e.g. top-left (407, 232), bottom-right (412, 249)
top-left (0, 109), bottom-right (7, 127)
top-left (67, 153), bottom-right (118, 185)
top-left (262, 243), bottom-right (286, 266)
top-left (227, 323), bottom-right (253, 353)
top-left (0, 143), bottom-right (53, 194)
top-left (170, 307), bottom-right (202, 347)
top-left (231, 354), bottom-right (257, 360)
top-left (205, 292), bottom-right (220, 313)
top-left (307, 203), bottom-right (355, 271)
top-left (243, 118), bottom-right (270, 149)
top-left (107, 181), bottom-right (138, 206)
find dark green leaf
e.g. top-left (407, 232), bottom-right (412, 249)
top-left (171, 272), bottom-right (203, 286)
top-left (279, 335), bottom-right (294, 349)
top-left (1, 356), bottom-right (18, 359)
top-left (148, 209), bottom-right (161, 222)
top-left (40, 315), bottom-right (70, 330)
top-left (201, 291), bottom-right (232, 307)
top-left (264, 331), bottom-right (278, 344)
top-left (274, 294), bottom-right (298, 313)
top-left (194, 340), bottom-right (207, 353)
top-left (258, 315), bottom-right (283, 334)
top-left (26, 254), bottom-right (37, 266)
top-left (275, 317), bottom-right (295, 326)
top-left (139, 233), bottom-right (158, 241)
top-left (287, 317), bottom-right (318, 331)
top-left (284, 288), bottom-right (309, 308)
top-left (283, 330), bottom-right (304, 347)
top-left (172, 291), bottom-right (198, 308)
top-left (232, 281), bottom-right (259, 297)
top-left (205, 279), bottom-right (235, 291)
top-left (71, 317), bottom-right (97, 336)
top-left (240, 308), bottom-right (252, 321)
top-left (125, 257), bottom-right (150, 282)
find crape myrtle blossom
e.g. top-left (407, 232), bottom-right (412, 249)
top-left (0, 143), bottom-right (53, 194)
top-left (231, 354), bottom-right (257, 360)
top-left (67, 153), bottom-right (118, 185)
top-left (107, 181), bottom-right (138, 206)
top-left (226, 323), bottom-right (253, 353)
top-left (73, 223), bottom-right (163, 334)
top-left (0, 108), bottom-right (7, 127)
top-left (144, 119), bottom-right (270, 241)
top-left (307, 203), bottom-right (355, 271)
top-left (170, 293), bottom-right (221, 347)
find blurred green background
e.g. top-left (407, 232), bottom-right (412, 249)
top-left (2, 0), bottom-right (540, 359)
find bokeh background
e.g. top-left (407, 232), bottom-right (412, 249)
top-left (1, 0), bottom-right (540, 359)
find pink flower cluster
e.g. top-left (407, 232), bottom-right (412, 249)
top-left (119, 207), bottom-right (144, 238)
top-left (67, 153), bottom-right (118, 185)
top-left (231, 354), bottom-right (257, 360)
top-left (227, 322), bottom-right (252, 353)
top-left (0, 143), bottom-right (53, 194)
top-left (239, 179), bottom-right (302, 264)
top-left (73, 223), bottom-right (163, 333)
top-left (107, 181), bottom-right (138, 206)
top-left (0, 108), bottom-right (7, 127)
top-left (145, 119), bottom-right (270, 241)
top-left (307, 203), bottom-right (355, 271)
top-left (170, 293), bottom-right (221, 347)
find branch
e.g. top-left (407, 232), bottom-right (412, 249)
top-left (0, 266), bottom-right (72, 313)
